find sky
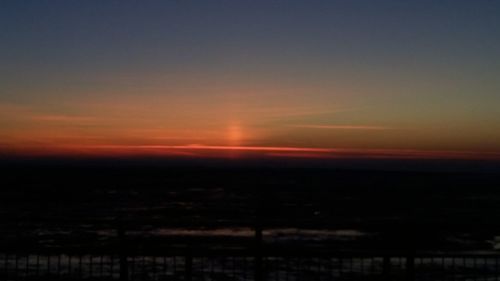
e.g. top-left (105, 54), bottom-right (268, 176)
top-left (1, 0), bottom-right (500, 160)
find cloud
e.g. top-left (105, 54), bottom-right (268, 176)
top-left (85, 144), bottom-right (338, 153)
top-left (30, 114), bottom-right (97, 124)
top-left (290, 124), bottom-right (393, 130)
top-left (0, 103), bottom-right (33, 116)
top-left (0, 102), bottom-right (98, 126)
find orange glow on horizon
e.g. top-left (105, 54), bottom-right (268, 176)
top-left (2, 143), bottom-right (500, 161)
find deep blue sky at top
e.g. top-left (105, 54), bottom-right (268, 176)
top-left (2, 0), bottom-right (498, 95)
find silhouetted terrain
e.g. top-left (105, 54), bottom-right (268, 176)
top-left (1, 158), bottom-right (500, 254)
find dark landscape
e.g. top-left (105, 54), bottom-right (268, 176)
top-left (1, 158), bottom-right (500, 280)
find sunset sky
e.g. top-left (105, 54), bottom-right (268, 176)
top-left (1, 1), bottom-right (500, 159)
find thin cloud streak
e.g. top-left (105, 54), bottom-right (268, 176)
top-left (31, 115), bottom-right (97, 123)
top-left (0, 103), bottom-right (99, 125)
top-left (88, 144), bottom-right (337, 153)
top-left (9, 144), bottom-right (497, 160)
top-left (249, 107), bottom-right (353, 119)
top-left (290, 124), bottom-right (393, 130)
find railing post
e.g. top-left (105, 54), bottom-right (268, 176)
top-left (406, 253), bottom-right (415, 281)
top-left (405, 215), bottom-right (416, 281)
top-left (254, 184), bottom-right (265, 281)
top-left (382, 255), bottom-right (391, 281)
top-left (185, 251), bottom-right (193, 281)
top-left (255, 225), bottom-right (263, 281)
top-left (117, 216), bottom-right (128, 281)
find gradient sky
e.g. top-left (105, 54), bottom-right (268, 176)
top-left (1, 1), bottom-right (500, 159)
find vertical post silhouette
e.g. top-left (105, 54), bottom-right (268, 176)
top-left (382, 256), bottom-right (391, 280)
top-left (117, 215), bottom-right (128, 281)
top-left (254, 183), bottom-right (265, 281)
top-left (185, 250), bottom-right (193, 281)
top-left (255, 224), bottom-right (263, 281)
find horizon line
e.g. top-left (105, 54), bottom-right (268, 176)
top-left (1, 144), bottom-right (500, 161)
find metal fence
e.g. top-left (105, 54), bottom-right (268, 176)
top-left (2, 251), bottom-right (500, 281)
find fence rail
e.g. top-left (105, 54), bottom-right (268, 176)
top-left (2, 250), bottom-right (500, 281)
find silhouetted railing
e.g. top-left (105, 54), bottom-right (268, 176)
top-left (2, 251), bottom-right (500, 281)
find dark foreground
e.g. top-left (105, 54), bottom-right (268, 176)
top-left (1, 158), bottom-right (500, 280)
